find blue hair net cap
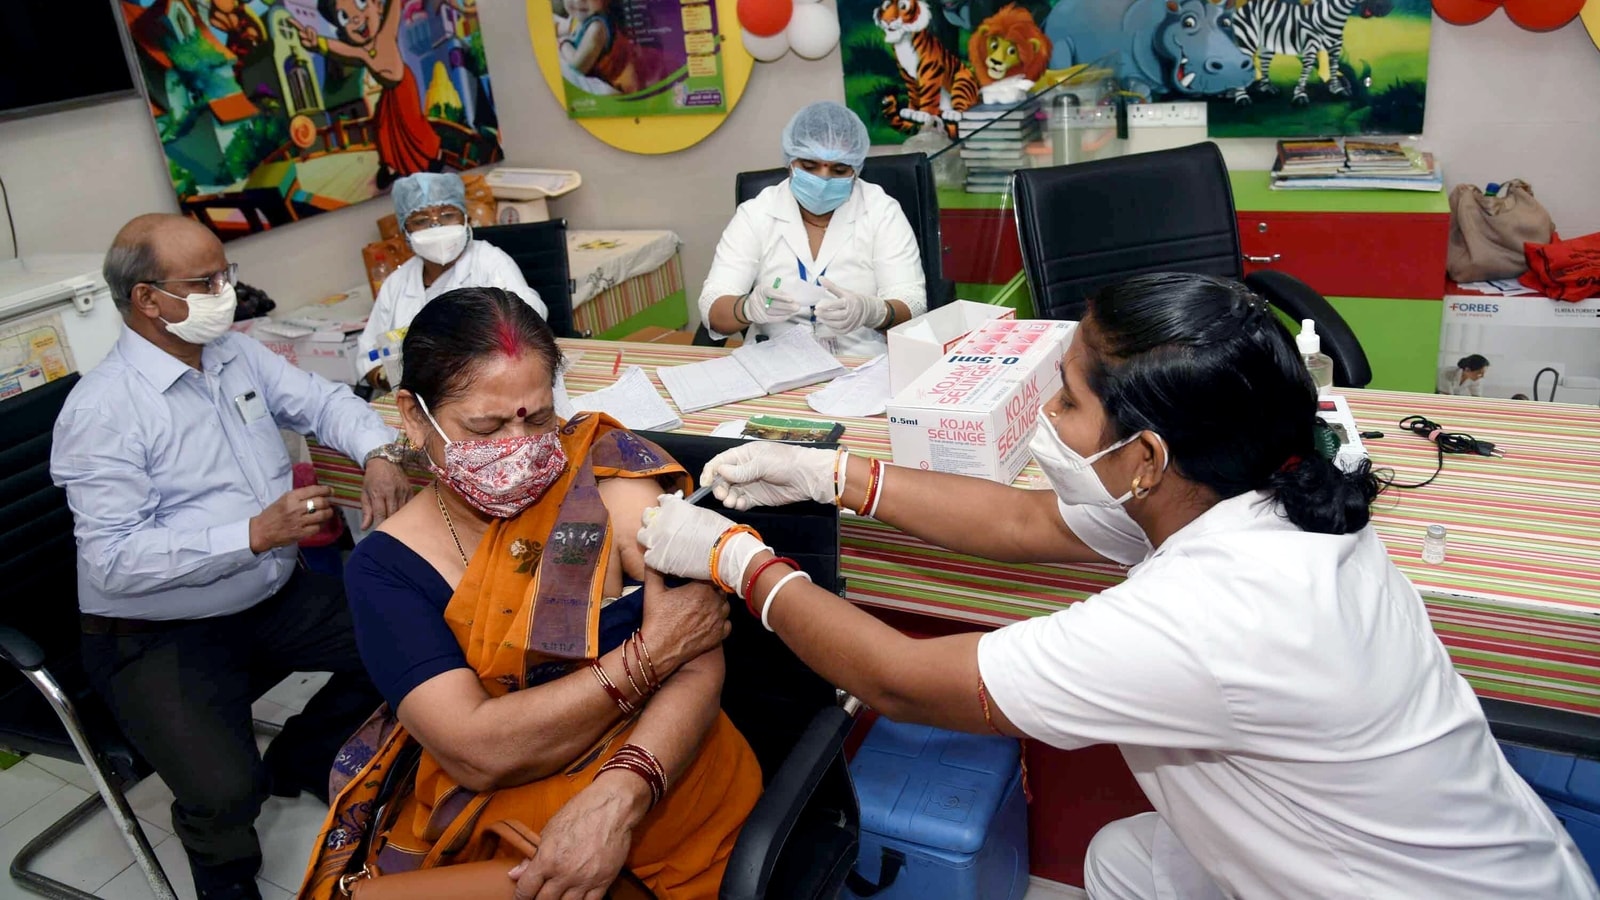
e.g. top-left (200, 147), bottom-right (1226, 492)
top-left (392, 173), bottom-right (467, 222)
top-left (781, 101), bottom-right (869, 171)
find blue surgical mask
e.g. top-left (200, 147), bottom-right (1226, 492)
top-left (789, 167), bottom-right (854, 215)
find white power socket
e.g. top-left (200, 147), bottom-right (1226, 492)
top-left (1125, 102), bottom-right (1208, 128)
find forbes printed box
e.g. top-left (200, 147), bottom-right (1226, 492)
top-left (886, 320), bottom-right (1075, 483)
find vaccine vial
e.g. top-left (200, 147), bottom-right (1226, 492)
top-left (1422, 525), bottom-right (1447, 564)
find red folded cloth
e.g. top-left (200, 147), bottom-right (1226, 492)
top-left (1521, 231), bottom-right (1600, 302)
top-left (292, 462), bottom-right (344, 548)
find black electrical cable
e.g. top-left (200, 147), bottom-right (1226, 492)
top-left (0, 174), bottom-right (15, 258)
top-left (1388, 414), bottom-right (1502, 489)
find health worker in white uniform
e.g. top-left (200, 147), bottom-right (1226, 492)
top-left (639, 272), bottom-right (1598, 899)
top-left (698, 101), bottom-right (926, 358)
top-left (360, 173), bottom-right (546, 385)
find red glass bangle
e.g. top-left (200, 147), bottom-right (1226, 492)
top-left (743, 556), bottom-right (799, 611)
top-left (590, 660), bottom-right (635, 715)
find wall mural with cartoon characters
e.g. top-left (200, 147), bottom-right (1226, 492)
top-left (123, 0), bottom-right (501, 242)
top-left (839, 0), bottom-right (1431, 143)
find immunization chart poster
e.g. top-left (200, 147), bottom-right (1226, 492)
top-left (552, 0), bottom-right (728, 117)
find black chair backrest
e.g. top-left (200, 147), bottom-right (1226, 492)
top-left (1014, 142), bottom-right (1243, 321)
top-left (636, 431), bottom-right (840, 783)
top-left (474, 221), bottom-right (581, 339)
top-left (735, 153), bottom-right (957, 310)
top-left (0, 375), bottom-right (145, 778)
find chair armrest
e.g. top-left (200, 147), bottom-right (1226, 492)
top-left (0, 626), bottom-right (46, 671)
top-left (1243, 270), bottom-right (1373, 389)
top-left (720, 705), bottom-right (857, 900)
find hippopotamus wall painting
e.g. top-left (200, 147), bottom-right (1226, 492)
top-left (1043, 0), bottom-right (1255, 99)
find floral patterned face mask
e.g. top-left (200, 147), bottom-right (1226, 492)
top-left (414, 395), bottom-right (568, 518)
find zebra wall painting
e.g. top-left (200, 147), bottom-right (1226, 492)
top-left (1228, 0), bottom-right (1395, 107)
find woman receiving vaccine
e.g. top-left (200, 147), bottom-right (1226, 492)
top-left (698, 101), bottom-right (926, 356)
top-left (642, 273), bottom-right (1597, 900)
top-left (359, 173), bottom-right (546, 387)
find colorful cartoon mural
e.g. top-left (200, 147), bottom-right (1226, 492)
top-left (838, 0), bottom-right (1431, 143)
top-left (123, 0), bottom-right (501, 241)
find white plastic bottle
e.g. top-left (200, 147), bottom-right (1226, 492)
top-left (1297, 319), bottom-right (1334, 394)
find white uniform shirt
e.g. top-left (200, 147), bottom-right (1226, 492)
top-left (1437, 365), bottom-right (1484, 396)
top-left (698, 179), bottom-right (927, 358)
top-left (359, 239), bottom-right (547, 362)
top-left (979, 491), bottom-right (1596, 899)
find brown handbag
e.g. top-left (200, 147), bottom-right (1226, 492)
top-left (1447, 180), bottom-right (1557, 282)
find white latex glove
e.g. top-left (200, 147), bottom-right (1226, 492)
top-left (702, 443), bottom-right (839, 511)
top-left (741, 284), bottom-right (801, 325)
top-left (816, 278), bottom-right (889, 334)
top-left (639, 493), bottom-right (770, 592)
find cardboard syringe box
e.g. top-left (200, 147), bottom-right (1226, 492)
top-left (887, 300), bottom-right (1016, 396)
top-left (887, 319), bottom-right (1075, 483)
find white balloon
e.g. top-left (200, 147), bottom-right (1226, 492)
top-left (786, 3), bottom-right (840, 59)
top-left (742, 28), bottom-right (791, 62)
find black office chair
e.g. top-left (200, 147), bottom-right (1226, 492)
top-left (638, 431), bottom-right (861, 900)
top-left (475, 220), bottom-right (585, 339)
top-left (696, 152), bottom-right (957, 346)
top-left (1013, 142), bottom-right (1373, 388)
top-left (0, 375), bottom-right (177, 899)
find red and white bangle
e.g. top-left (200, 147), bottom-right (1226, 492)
top-left (855, 458), bottom-right (885, 519)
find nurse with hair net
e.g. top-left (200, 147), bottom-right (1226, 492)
top-left (359, 173), bottom-right (547, 386)
top-left (698, 101), bottom-right (926, 357)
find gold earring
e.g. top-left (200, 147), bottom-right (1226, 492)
top-left (1131, 476), bottom-right (1150, 499)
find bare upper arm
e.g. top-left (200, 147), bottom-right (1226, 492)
top-left (597, 474), bottom-right (672, 582)
top-left (394, 668), bottom-right (494, 781)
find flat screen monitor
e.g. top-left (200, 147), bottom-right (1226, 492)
top-left (0, 0), bottom-right (139, 121)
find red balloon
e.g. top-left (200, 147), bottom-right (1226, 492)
top-left (737, 0), bottom-right (793, 37)
top-left (1433, 0), bottom-right (1585, 30)
top-left (1432, 0), bottom-right (1500, 25)
top-left (1504, 0), bottom-right (1584, 31)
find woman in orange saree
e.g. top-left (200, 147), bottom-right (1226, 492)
top-left (300, 287), bottom-right (761, 899)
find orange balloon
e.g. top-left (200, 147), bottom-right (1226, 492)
top-left (737, 0), bottom-right (792, 37)
top-left (1504, 0), bottom-right (1585, 31)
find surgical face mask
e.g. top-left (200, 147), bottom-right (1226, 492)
top-left (416, 395), bottom-right (568, 518)
top-left (408, 224), bottom-right (470, 266)
top-left (1029, 408), bottom-right (1168, 508)
top-left (156, 283), bottom-right (237, 345)
top-left (789, 167), bottom-right (854, 215)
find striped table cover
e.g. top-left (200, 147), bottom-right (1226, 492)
top-left (310, 339), bottom-right (1600, 718)
top-left (572, 254), bottom-right (684, 336)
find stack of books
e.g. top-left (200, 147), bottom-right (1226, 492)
top-left (1270, 139), bottom-right (1442, 192)
top-left (958, 101), bottom-right (1043, 194)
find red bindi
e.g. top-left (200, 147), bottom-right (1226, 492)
top-left (516, 407), bottom-right (527, 418)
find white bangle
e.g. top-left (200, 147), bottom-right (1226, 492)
top-left (864, 464), bottom-right (886, 519)
top-left (761, 570), bottom-right (811, 632)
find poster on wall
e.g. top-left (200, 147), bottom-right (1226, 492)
top-left (123, 0), bottom-right (502, 243)
top-left (550, 0), bottom-right (728, 118)
top-left (0, 311), bottom-right (77, 401)
top-left (837, 0), bottom-right (1430, 145)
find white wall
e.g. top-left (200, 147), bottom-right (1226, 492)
top-left (1, 10), bottom-right (1596, 312)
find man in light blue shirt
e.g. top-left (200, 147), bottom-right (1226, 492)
top-left (50, 213), bottom-right (411, 900)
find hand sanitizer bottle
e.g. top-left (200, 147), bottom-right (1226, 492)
top-left (1297, 319), bottom-right (1334, 394)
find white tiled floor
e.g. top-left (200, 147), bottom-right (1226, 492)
top-left (0, 670), bottom-right (1086, 899)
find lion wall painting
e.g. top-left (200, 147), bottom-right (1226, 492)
top-left (838, 0), bottom-right (1431, 143)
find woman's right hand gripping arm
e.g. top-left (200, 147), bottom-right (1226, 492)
top-left (703, 442), bottom-right (1111, 565)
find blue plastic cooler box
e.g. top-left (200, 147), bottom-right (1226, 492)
top-left (844, 719), bottom-right (1029, 899)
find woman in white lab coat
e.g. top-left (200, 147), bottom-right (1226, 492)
top-left (641, 273), bottom-right (1598, 899)
top-left (359, 173), bottom-right (546, 385)
top-left (698, 102), bottom-right (926, 357)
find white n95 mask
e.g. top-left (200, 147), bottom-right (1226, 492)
top-left (158, 284), bottom-right (237, 346)
top-left (409, 224), bottom-right (470, 266)
top-left (1028, 407), bottom-right (1168, 508)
